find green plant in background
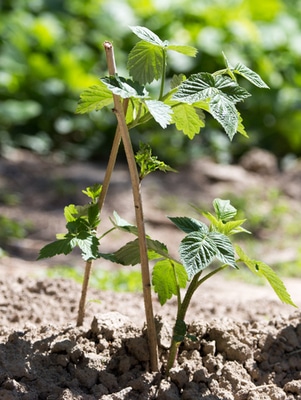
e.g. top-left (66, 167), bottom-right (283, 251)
top-left (1, 0), bottom-right (301, 163)
top-left (38, 26), bottom-right (295, 373)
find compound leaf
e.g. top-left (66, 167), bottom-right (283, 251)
top-left (235, 245), bottom-right (297, 307)
top-left (76, 82), bottom-right (113, 114)
top-left (152, 259), bottom-right (188, 305)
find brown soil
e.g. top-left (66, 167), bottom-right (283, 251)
top-left (0, 149), bottom-right (301, 399)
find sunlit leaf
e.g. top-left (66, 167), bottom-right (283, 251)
top-left (152, 259), bottom-right (188, 305)
top-left (129, 26), bottom-right (164, 46)
top-left (209, 94), bottom-right (238, 140)
top-left (127, 41), bottom-right (164, 84)
top-left (213, 199), bottom-right (237, 221)
top-left (145, 100), bottom-right (172, 128)
top-left (209, 231), bottom-right (236, 267)
top-left (76, 83), bottom-right (113, 114)
top-left (171, 103), bottom-right (205, 139)
top-left (101, 76), bottom-right (148, 99)
top-left (167, 44), bottom-right (197, 57)
top-left (235, 245), bottom-right (297, 307)
top-left (38, 237), bottom-right (75, 259)
top-left (233, 63), bottom-right (270, 88)
top-left (169, 216), bottom-right (208, 234)
top-left (179, 231), bottom-right (217, 278)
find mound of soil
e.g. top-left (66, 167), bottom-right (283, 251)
top-left (0, 149), bottom-right (301, 399)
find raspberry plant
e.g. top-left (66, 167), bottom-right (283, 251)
top-left (38, 26), bottom-right (296, 373)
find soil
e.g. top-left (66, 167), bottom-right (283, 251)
top-left (0, 148), bottom-right (301, 400)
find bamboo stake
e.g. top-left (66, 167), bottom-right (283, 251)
top-left (103, 41), bottom-right (159, 372)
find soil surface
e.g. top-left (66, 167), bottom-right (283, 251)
top-left (0, 149), bottom-right (301, 399)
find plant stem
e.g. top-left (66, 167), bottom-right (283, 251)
top-left (76, 260), bottom-right (93, 326)
top-left (165, 265), bottom-right (228, 374)
top-left (159, 49), bottom-right (167, 100)
top-left (103, 41), bottom-right (159, 372)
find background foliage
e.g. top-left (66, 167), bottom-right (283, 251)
top-left (1, 0), bottom-right (300, 165)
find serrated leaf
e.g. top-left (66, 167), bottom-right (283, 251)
top-left (233, 63), bottom-right (269, 88)
top-left (179, 231), bottom-right (217, 278)
top-left (37, 237), bottom-right (75, 260)
top-left (101, 239), bottom-right (141, 265)
top-left (214, 75), bottom-right (251, 103)
top-left (87, 203), bottom-right (100, 228)
top-left (64, 204), bottom-right (78, 222)
top-left (169, 216), bottom-right (208, 234)
top-left (171, 103), bottom-right (205, 139)
top-left (82, 183), bottom-right (102, 201)
top-left (101, 76), bottom-right (148, 99)
top-left (170, 74), bottom-right (186, 89)
top-left (75, 232), bottom-right (99, 261)
top-left (213, 199), bottom-right (237, 222)
top-left (209, 231), bottom-right (236, 268)
top-left (167, 44), bottom-right (197, 57)
top-left (100, 237), bottom-right (168, 266)
top-left (127, 41), bottom-right (164, 85)
top-left (152, 259), bottom-right (188, 305)
top-left (129, 26), bottom-right (164, 46)
top-left (76, 83), bottom-right (113, 114)
top-left (172, 72), bottom-right (217, 103)
top-left (209, 94), bottom-right (238, 140)
top-left (235, 245), bottom-right (297, 307)
top-left (145, 100), bottom-right (172, 128)
top-left (111, 211), bottom-right (139, 236)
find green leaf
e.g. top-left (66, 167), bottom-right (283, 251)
top-left (82, 184), bottom-right (102, 202)
top-left (167, 44), bottom-right (197, 57)
top-left (135, 142), bottom-right (176, 179)
top-left (127, 41), bottom-right (164, 85)
top-left (145, 100), bottom-right (172, 128)
top-left (179, 231), bottom-right (217, 278)
top-left (233, 63), bottom-right (269, 89)
top-left (172, 72), bottom-right (217, 103)
top-left (235, 245), bottom-right (297, 307)
top-left (76, 83), bottom-right (113, 114)
top-left (100, 237), bottom-right (168, 265)
top-left (75, 232), bottom-right (99, 261)
top-left (209, 231), bottom-right (236, 268)
top-left (101, 239), bottom-right (141, 265)
top-left (209, 94), bottom-right (238, 140)
top-left (38, 237), bottom-right (75, 259)
top-left (129, 26), bottom-right (164, 46)
top-left (214, 76), bottom-right (251, 103)
top-left (87, 203), bottom-right (100, 228)
top-left (101, 76), bottom-right (148, 99)
top-left (152, 259), bottom-right (188, 305)
top-left (169, 216), bottom-right (208, 234)
top-left (64, 204), bottom-right (78, 222)
top-left (213, 198), bottom-right (237, 222)
top-left (171, 103), bottom-right (205, 139)
top-left (111, 212), bottom-right (139, 236)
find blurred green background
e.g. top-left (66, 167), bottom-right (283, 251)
top-left (1, 0), bottom-right (301, 166)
